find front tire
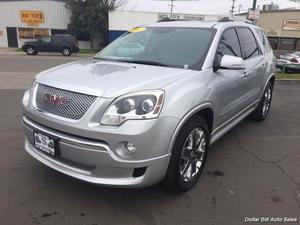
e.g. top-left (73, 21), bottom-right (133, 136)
top-left (250, 81), bottom-right (273, 121)
top-left (162, 116), bottom-right (209, 192)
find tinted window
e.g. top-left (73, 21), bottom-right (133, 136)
top-left (215, 28), bottom-right (242, 65)
top-left (40, 36), bottom-right (51, 43)
top-left (255, 28), bottom-right (271, 52)
top-left (263, 33), bottom-right (272, 52)
top-left (236, 28), bottom-right (260, 60)
top-left (279, 38), bottom-right (295, 51)
top-left (268, 37), bottom-right (279, 50)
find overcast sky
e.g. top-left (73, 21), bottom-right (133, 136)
top-left (119, 0), bottom-right (300, 15)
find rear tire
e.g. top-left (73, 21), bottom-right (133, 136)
top-left (62, 47), bottom-right (71, 56)
top-left (250, 81), bottom-right (273, 121)
top-left (162, 116), bottom-right (210, 192)
top-left (25, 46), bottom-right (37, 55)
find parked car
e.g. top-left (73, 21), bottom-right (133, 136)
top-left (276, 51), bottom-right (300, 73)
top-left (22, 34), bottom-right (79, 56)
top-left (22, 19), bottom-right (276, 192)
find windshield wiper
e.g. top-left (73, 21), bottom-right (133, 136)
top-left (126, 60), bottom-right (169, 67)
top-left (93, 57), bottom-right (169, 67)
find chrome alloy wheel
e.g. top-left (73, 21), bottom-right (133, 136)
top-left (27, 47), bottom-right (34, 55)
top-left (180, 128), bottom-right (206, 182)
top-left (262, 85), bottom-right (272, 116)
top-left (63, 48), bottom-right (70, 56)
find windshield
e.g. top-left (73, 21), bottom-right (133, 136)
top-left (95, 27), bottom-right (215, 70)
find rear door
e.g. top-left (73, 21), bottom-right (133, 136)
top-left (236, 27), bottom-right (266, 104)
top-left (50, 36), bottom-right (62, 51)
top-left (37, 36), bottom-right (53, 52)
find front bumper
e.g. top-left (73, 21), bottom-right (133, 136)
top-left (22, 116), bottom-right (176, 187)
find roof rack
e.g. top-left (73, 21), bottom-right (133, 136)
top-left (218, 17), bottom-right (233, 22)
top-left (217, 16), bottom-right (253, 24)
top-left (157, 17), bottom-right (187, 22)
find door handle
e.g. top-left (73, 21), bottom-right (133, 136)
top-left (242, 71), bottom-right (248, 78)
top-left (260, 64), bottom-right (266, 70)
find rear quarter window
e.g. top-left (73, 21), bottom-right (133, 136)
top-left (255, 28), bottom-right (272, 53)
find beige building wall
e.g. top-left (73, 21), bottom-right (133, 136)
top-left (257, 10), bottom-right (300, 38)
top-left (257, 10), bottom-right (300, 51)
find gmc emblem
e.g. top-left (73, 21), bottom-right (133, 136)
top-left (43, 93), bottom-right (69, 106)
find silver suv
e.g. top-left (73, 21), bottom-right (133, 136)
top-left (22, 20), bottom-right (276, 192)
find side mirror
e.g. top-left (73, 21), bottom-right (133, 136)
top-left (217, 55), bottom-right (245, 71)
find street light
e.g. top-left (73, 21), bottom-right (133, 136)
top-left (252, 0), bottom-right (257, 9)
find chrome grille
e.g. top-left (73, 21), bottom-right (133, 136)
top-left (35, 84), bottom-right (97, 120)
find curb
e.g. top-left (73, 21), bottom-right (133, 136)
top-left (0, 51), bottom-right (24, 55)
top-left (0, 51), bottom-right (95, 57)
top-left (275, 79), bottom-right (300, 84)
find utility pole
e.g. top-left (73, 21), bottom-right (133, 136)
top-left (169, 0), bottom-right (175, 13)
top-left (230, 0), bottom-right (236, 17)
top-left (252, 0), bottom-right (257, 9)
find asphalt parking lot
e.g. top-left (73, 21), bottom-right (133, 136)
top-left (0, 54), bottom-right (300, 225)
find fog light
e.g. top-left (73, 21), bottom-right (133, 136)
top-left (125, 142), bottom-right (136, 155)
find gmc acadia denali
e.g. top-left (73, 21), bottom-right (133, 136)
top-left (22, 20), bottom-right (276, 192)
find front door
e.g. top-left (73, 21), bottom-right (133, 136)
top-left (6, 27), bottom-right (18, 47)
top-left (212, 28), bottom-right (251, 128)
top-left (235, 27), bottom-right (266, 104)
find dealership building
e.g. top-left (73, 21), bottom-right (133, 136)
top-left (257, 9), bottom-right (300, 51)
top-left (0, 0), bottom-right (74, 48)
top-left (0, 0), bottom-right (88, 49)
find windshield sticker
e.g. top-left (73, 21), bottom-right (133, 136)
top-left (129, 27), bottom-right (146, 33)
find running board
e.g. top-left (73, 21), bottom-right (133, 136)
top-left (210, 102), bottom-right (259, 145)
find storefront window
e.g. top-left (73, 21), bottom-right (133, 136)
top-left (279, 38), bottom-right (295, 51)
top-left (51, 29), bottom-right (68, 35)
top-left (18, 28), bottom-right (49, 39)
top-left (33, 28), bottom-right (49, 38)
top-left (296, 39), bottom-right (300, 51)
top-left (18, 28), bottom-right (34, 39)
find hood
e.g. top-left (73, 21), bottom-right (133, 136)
top-left (36, 59), bottom-right (193, 97)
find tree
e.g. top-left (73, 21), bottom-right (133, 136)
top-left (65, 0), bottom-right (122, 50)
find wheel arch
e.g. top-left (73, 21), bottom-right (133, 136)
top-left (25, 44), bottom-right (37, 50)
top-left (167, 104), bottom-right (214, 154)
top-left (269, 75), bottom-right (275, 87)
top-left (61, 45), bottom-right (72, 51)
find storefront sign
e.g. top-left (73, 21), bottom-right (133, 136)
top-left (20, 10), bottom-right (45, 26)
top-left (282, 19), bottom-right (300, 31)
top-left (248, 9), bottom-right (260, 20)
top-left (158, 13), bottom-right (205, 21)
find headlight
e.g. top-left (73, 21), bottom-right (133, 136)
top-left (100, 90), bottom-right (165, 126)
